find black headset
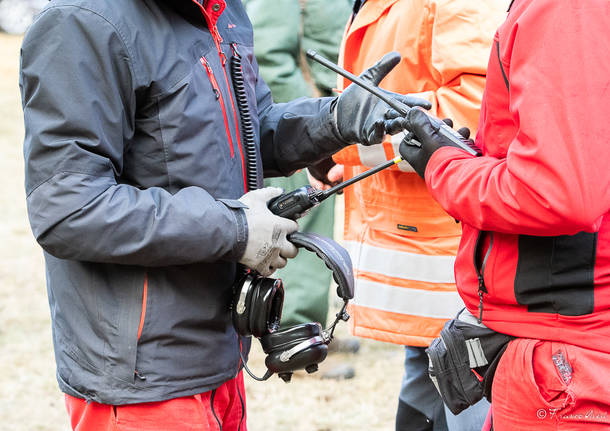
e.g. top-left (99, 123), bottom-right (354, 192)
top-left (232, 232), bottom-right (354, 382)
top-left (228, 51), bottom-right (354, 381)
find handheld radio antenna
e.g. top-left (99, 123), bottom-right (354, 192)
top-left (306, 49), bottom-right (409, 116)
top-left (306, 49), bottom-right (480, 157)
top-left (268, 50), bottom-right (480, 220)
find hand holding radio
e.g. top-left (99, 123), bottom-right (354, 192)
top-left (307, 49), bottom-right (480, 157)
top-left (397, 108), bottom-right (477, 179)
top-left (237, 187), bottom-right (299, 276)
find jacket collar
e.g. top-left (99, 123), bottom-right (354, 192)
top-left (345, 0), bottom-right (400, 40)
top-left (189, 0), bottom-right (226, 28)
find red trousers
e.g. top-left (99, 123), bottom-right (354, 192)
top-left (492, 338), bottom-right (610, 430)
top-left (65, 372), bottom-right (247, 431)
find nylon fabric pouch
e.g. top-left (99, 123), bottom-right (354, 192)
top-left (426, 308), bottom-right (513, 414)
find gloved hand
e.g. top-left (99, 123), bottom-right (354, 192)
top-left (333, 51), bottom-right (431, 146)
top-left (397, 109), bottom-right (473, 179)
top-left (307, 156), bottom-right (341, 188)
top-left (307, 163), bottom-right (344, 191)
top-left (238, 187), bottom-right (299, 276)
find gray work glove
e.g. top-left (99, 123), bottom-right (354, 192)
top-left (333, 51), bottom-right (431, 146)
top-left (238, 187), bottom-right (299, 276)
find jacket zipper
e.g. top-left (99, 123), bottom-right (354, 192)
top-left (230, 42), bottom-right (249, 192)
top-left (473, 231), bottom-right (493, 323)
top-left (193, 1), bottom-right (247, 190)
top-left (137, 274), bottom-right (148, 341)
top-left (211, 36), bottom-right (247, 190)
top-left (135, 274), bottom-right (148, 381)
top-left (200, 56), bottom-right (235, 158)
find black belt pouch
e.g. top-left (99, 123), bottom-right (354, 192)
top-left (426, 308), bottom-right (514, 415)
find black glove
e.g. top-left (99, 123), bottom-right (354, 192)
top-left (333, 52), bottom-right (431, 146)
top-left (307, 156), bottom-right (338, 187)
top-left (397, 109), bottom-right (474, 179)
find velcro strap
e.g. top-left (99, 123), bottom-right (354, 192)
top-left (465, 338), bottom-right (488, 368)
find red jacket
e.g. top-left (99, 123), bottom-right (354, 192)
top-left (425, 0), bottom-right (610, 353)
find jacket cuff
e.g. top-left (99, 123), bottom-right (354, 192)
top-left (425, 146), bottom-right (475, 187)
top-left (217, 199), bottom-right (248, 261)
top-left (316, 97), bottom-right (350, 149)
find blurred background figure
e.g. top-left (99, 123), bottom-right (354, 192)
top-left (0, 0), bottom-right (46, 34)
top-left (242, 0), bottom-right (358, 379)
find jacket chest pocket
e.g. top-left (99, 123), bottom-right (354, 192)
top-left (147, 52), bottom-right (246, 196)
top-left (200, 42), bottom-right (261, 192)
top-left (200, 55), bottom-right (239, 160)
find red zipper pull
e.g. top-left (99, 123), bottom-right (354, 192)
top-left (200, 56), bottom-right (235, 158)
top-left (213, 26), bottom-right (223, 43)
top-left (200, 57), bottom-right (211, 73)
top-left (209, 25), bottom-right (227, 65)
top-left (200, 58), bottom-right (221, 99)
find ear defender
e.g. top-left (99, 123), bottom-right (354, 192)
top-left (233, 273), bottom-right (328, 382)
top-left (232, 232), bottom-right (354, 382)
top-left (232, 272), bottom-right (284, 338)
top-left (261, 322), bottom-right (328, 382)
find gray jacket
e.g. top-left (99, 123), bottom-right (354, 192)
top-left (20, 0), bottom-right (345, 404)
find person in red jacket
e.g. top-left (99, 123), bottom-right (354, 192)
top-left (396, 0), bottom-right (610, 430)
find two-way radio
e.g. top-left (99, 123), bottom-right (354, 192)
top-left (305, 49), bottom-right (481, 157)
top-left (268, 50), bottom-right (481, 220)
top-left (268, 156), bottom-right (402, 219)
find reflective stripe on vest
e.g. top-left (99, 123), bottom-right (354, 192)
top-left (346, 240), bottom-right (463, 321)
top-left (351, 278), bottom-right (464, 319)
top-left (345, 240), bottom-right (455, 283)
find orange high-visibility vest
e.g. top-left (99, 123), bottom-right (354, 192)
top-left (336, 0), bottom-right (507, 346)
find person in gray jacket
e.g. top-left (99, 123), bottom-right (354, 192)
top-left (20, 0), bottom-right (427, 429)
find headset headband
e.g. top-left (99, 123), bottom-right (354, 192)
top-left (288, 232), bottom-right (354, 300)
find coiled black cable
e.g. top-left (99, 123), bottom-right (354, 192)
top-left (230, 43), bottom-right (258, 191)
top-left (231, 43), bottom-right (265, 378)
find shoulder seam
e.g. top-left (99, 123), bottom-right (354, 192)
top-left (43, 4), bottom-right (141, 84)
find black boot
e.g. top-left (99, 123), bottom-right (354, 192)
top-left (395, 400), bottom-right (433, 431)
